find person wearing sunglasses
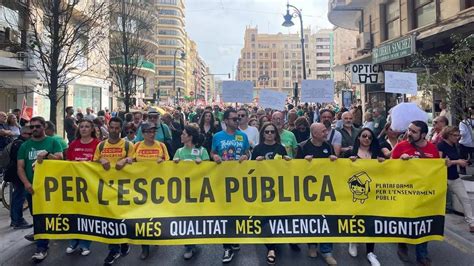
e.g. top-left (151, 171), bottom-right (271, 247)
top-left (123, 122), bottom-right (137, 143)
top-left (437, 126), bottom-right (474, 232)
top-left (17, 116), bottom-right (64, 263)
top-left (65, 118), bottom-right (100, 256)
top-left (238, 108), bottom-right (259, 148)
top-left (133, 122), bottom-right (169, 260)
top-left (211, 108), bottom-right (250, 263)
top-left (345, 128), bottom-right (384, 266)
top-left (295, 122), bottom-right (338, 265)
top-left (251, 122), bottom-right (290, 265)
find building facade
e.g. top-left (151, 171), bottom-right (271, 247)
top-left (236, 26), bottom-right (334, 99)
top-left (328, 0), bottom-right (474, 112)
top-left (0, 0), bottom-right (110, 126)
top-left (156, 0), bottom-right (187, 103)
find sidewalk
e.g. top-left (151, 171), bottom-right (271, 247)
top-left (444, 164), bottom-right (474, 252)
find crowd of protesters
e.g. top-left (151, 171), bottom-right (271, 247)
top-left (0, 102), bottom-right (473, 266)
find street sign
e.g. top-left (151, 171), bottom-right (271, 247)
top-left (350, 64), bottom-right (384, 84)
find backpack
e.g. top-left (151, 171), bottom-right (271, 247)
top-left (0, 138), bottom-right (22, 169)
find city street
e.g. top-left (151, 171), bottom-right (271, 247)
top-left (1, 207), bottom-right (473, 266)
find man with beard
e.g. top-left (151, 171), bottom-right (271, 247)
top-left (319, 109), bottom-right (342, 156)
top-left (93, 117), bottom-right (135, 265)
top-left (17, 116), bottom-right (63, 263)
top-left (391, 120), bottom-right (439, 266)
top-left (211, 108), bottom-right (250, 263)
top-left (338, 111), bottom-right (360, 156)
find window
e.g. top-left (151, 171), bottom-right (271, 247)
top-left (414, 0), bottom-right (435, 28)
top-left (385, 0), bottom-right (400, 40)
top-left (158, 0), bottom-right (177, 5)
top-left (158, 29), bottom-right (180, 36)
top-left (158, 19), bottom-right (180, 26)
top-left (316, 52), bottom-right (331, 56)
top-left (465, 0), bottom-right (474, 9)
top-left (159, 9), bottom-right (178, 16)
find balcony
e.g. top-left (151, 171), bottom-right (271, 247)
top-left (327, 0), bottom-right (370, 31)
top-left (110, 58), bottom-right (156, 76)
top-left (0, 51), bottom-right (28, 70)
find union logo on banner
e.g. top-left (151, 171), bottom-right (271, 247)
top-left (21, 96), bottom-right (33, 121)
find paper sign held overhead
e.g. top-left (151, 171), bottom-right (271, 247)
top-left (301, 80), bottom-right (334, 103)
top-left (222, 81), bottom-right (253, 103)
top-left (259, 89), bottom-right (287, 111)
top-left (384, 71), bottom-right (417, 95)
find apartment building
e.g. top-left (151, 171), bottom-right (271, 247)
top-left (156, 0), bottom-right (187, 103)
top-left (328, 0), bottom-right (474, 111)
top-left (0, 0), bottom-right (110, 122)
top-left (236, 26), bottom-right (334, 98)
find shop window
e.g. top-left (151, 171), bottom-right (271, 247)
top-left (464, 0), bottom-right (474, 9)
top-left (385, 0), bottom-right (400, 40)
top-left (414, 0), bottom-right (435, 28)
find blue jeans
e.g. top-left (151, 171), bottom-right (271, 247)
top-left (416, 242), bottom-right (428, 261)
top-left (70, 239), bottom-right (91, 249)
top-left (26, 193), bottom-right (49, 251)
top-left (308, 243), bottom-right (333, 254)
top-left (10, 182), bottom-right (26, 225)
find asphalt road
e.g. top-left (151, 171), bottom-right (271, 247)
top-left (1, 211), bottom-right (473, 266)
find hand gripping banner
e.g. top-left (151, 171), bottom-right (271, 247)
top-left (32, 159), bottom-right (446, 245)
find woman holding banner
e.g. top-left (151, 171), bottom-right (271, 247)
top-left (345, 128), bottom-right (384, 266)
top-left (173, 124), bottom-right (210, 259)
top-left (65, 119), bottom-right (101, 256)
top-left (133, 122), bottom-right (170, 260)
top-left (251, 122), bottom-right (290, 265)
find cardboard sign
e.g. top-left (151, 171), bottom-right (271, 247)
top-left (222, 81), bottom-right (253, 103)
top-left (301, 80), bottom-right (334, 103)
top-left (384, 71), bottom-right (417, 95)
top-left (259, 89), bottom-right (287, 111)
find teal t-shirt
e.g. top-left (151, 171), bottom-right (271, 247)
top-left (51, 134), bottom-right (68, 151)
top-left (17, 136), bottom-right (63, 182)
top-left (173, 146), bottom-right (210, 161)
top-left (280, 129), bottom-right (298, 158)
top-left (135, 123), bottom-right (171, 142)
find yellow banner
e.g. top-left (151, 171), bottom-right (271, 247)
top-left (32, 159), bottom-right (446, 244)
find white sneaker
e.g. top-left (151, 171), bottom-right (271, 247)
top-left (367, 252), bottom-right (381, 266)
top-left (348, 243), bottom-right (357, 257)
top-left (66, 246), bottom-right (76, 254)
top-left (80, 248), bottom-right (91, 256)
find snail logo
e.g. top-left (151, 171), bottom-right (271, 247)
top-left (348, 171), bottom-right (372, 204)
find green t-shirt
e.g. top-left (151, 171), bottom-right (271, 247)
top-left (173, 146), bottom-right (210, 161)
top-left (17, 136), bottom-right (63, 182)
top-left (51, 134), bottom-right (68, 151)
top-left (280, 129), bottom-right (298, 158)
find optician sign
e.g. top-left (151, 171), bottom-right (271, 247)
top-left (350, 64), bottom-right (384, 84)
top-left (372, 35), bottom-right (416, 64)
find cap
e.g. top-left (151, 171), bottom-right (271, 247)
top-left (141, 122), bottom-right (157, 131)
top-left (148, 107), bottom-right (159, 115)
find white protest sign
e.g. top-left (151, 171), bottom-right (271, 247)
top-left (384, 71), bottom-right (417, 95)
top-left (351, 64), bottom-right (384, 84)
top-left (301, 80), bottom-right (334, 103)
top-left (259, 89), bottom-right (287, 111)
top-left (222, 81), bottom-right (253, 103)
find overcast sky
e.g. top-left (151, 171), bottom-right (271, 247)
top-left (185, 0), bottom-right (334, 79)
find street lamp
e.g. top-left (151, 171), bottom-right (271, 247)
top-left (173, 48), bottom-right (186, 106)
top-left (283, 2), bottom-right (306, 81)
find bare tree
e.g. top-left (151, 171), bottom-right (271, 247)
top-left (26, 0), bottom-right (109, 125)
top-left (106, 0), bottom-right (157, 113)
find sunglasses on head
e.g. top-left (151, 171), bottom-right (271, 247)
top-left (264, 130), bottom-right (275, 134)
top-left (29, 125), bottom-right (42, 129)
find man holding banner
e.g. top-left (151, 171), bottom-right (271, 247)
top-left (296, 122), bottom-right (338, 265)
top-left (391, 120), bottom-right (440, 266)
top-left (17, 116), bottom-right (63, 263)
top-left (93, 117), bottom-right (135, 265)
top-left (211, 108), bottom-right (250, 263)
